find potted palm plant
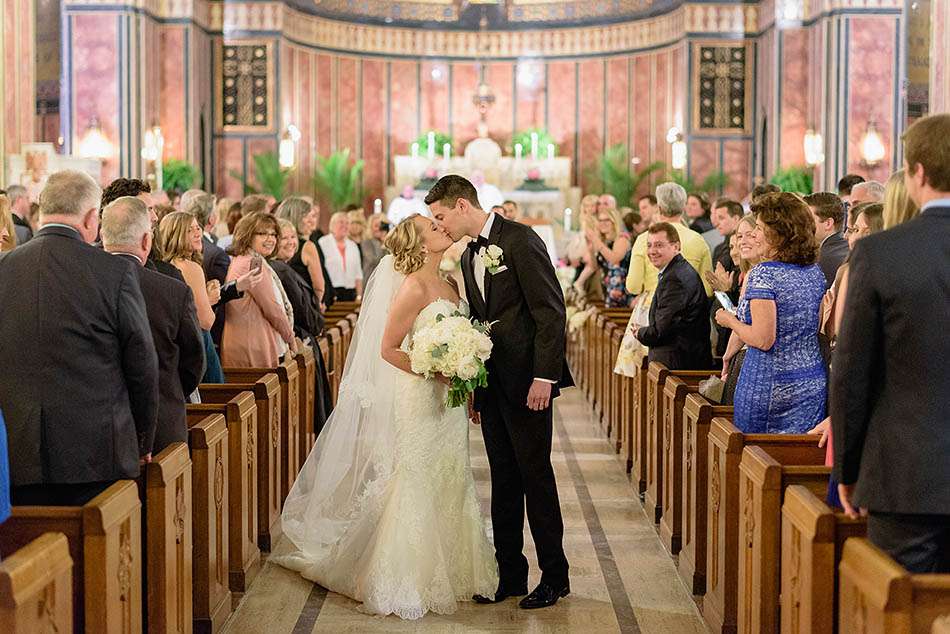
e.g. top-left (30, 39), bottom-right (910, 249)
top-left (312, 149), bottom-right (364, 212)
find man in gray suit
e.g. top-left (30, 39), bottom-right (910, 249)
top-left (832, 114), bottom-right (950, 573)
top-left (806, 191), bottom-right (849, 289)
top-left (0, 170), bottom-right (159, 506)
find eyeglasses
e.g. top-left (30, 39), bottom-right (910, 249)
top-left (254, 232), bottom-right (278, 238)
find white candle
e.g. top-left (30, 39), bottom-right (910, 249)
top-left (427, 132), bottom-right (435, 160)
top-left (530, 132), bottom-right (539, 160)
top-left (547, 143), bottom-right (555, 160)
top-left (411, 142), bottom-right (419, 159)
top-left (515, 143), bottom-right (523, 160)
top-left (443, 142), bottom-right (450, 161)
top-left (564, 207), bottom-right (573, 232)
top-left (374, 198), bottom-right (382, 215)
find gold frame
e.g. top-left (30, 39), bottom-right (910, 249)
top-left (690, 40), bottom-right (753, 136)
top-left (214, 38), bottom-right (277, 134)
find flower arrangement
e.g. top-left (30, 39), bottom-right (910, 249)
top-left (409, 312), bottom-right (494, 408)
top-left (415, 167), bottom-right (440, 190)
top-left (517, 167), bottom-right (556, 192)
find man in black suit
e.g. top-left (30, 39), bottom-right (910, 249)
top-left (0, 170), bottom-right (159, 506)
top-left (805, 192), bottom-right (849, 288)
top-left (708, 199), bottom-right (743, 358)
top-left (636, 222), bottom-right (712, 370)
top-left (102, 196), bottom-right (206, 455)
top-left (832, 113), bottom-right (950, 573)
top-left (6, 185), bottom-right (33, 245)
top-left (428, 175), bottom-right (572, 609)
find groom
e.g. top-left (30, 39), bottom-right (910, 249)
top-left (426, 175), bottom-right (572, 609)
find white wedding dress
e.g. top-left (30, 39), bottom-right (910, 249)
top-left (274, 256), bottom-right (498, 620)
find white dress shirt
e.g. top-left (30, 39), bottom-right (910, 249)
top-left (318, 234), bottom-right (363, 289)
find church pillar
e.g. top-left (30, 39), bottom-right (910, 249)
top-left (931, 0), bottom-right (950, 114)
top-left (0, 0), bottom-right (36, 188)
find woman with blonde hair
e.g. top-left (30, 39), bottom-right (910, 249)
top-left (883, 169), bottom-right (919, 229)
top-left (222, 212), bottom-right (297, 368)
top-left (275, 197), bottom-right (327, 306)
top-left (158, 210), bottom-right (224, 381)
top-left (317, 211), bottom-right (363, 301)
top-left (577, 205), bottom-right (634, 307)
top-left (0, 195), bottom-right (16, 252)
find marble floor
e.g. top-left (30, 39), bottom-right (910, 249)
top-left (222, 388), bottom-right (705, 633)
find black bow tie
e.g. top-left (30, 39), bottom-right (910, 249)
top-left (468, 236), bottom-right (490, 252)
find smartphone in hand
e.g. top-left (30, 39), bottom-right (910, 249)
top-left (715, 290), bottom-right (737, 314)
top-left (250, 254), bottom-right (262, 273)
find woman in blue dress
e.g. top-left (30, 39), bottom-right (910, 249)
top-left (0, 409), bottom-right (10, 529)
top-left (715, 193), bottom-right (827, 433)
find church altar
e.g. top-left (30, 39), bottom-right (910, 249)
top-left (4, 143), bottom-right (102, 198)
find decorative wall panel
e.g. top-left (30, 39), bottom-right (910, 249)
top-left (692, 43), bottom-right (751, 135)
top-left (216, 41), bottom-right (276, 133)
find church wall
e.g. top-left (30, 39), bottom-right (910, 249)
top-left (933, 0), bottom-right (950, 114)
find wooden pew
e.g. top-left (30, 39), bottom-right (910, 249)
top-left (0, 532), bottom-right (73, 633)
top-left (201, 373), bottom-right (282, 552)
top-left (187, 414), bottom-right (231, 633)
top-left (703, 419), bottom-right (826, 634)
top-left (609, 324), bottom-right (624, 452)
top-left (678, 393), bottom-right (733, 596)
top-left (838, 538), bottom-right (950, 634)
top-left (335, 318), bottom-right (352, 363)
top-left (0, 481), bottom-right (142, 633)
top-left (644, 363), bottom-right (710, 525)
top-left (187, 392), bottom-right (260, 594)
top-left (780, 485), bottom-right (867, 634)
top-left (295, 346), bottom-right (317, 463)
top-left (629, 355), bottom-right (651, 492)
top-left (737, 444), bottom-right (829, 634)
top-left (326, 326), bottom-right (343, 404)
top-left (593, 311), bottom-right (609, 427)
top-left (659, 373), bottom-right (712, 555)
top-left (222, 357), bottom-right (301, 503)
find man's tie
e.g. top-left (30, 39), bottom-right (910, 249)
top-left (467, 236), bottom-right (490, 253)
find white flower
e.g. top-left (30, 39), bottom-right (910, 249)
top-left (478, 245), bottom-right (505, 274)
top-left (408, 312), bottom-right (495, 407)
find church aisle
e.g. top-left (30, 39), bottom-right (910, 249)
top-left (222, 388), bottom-right (705, 633)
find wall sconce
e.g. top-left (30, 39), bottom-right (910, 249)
top-left (860, 121), bottom-right (886, 167)
top-left (667, 127), bottom-right (687, 170)
top-left (803, 128), bottom-right (824, 167)
top-left (279, 124), bottom-right (300, 169)
top-left (78, 117), bottom-right (113, 160)
top-left (141, 125), bottom-right (165, 190)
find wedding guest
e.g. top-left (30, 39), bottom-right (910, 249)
top-left (715, 192), bottom-right (826, 434)
top-left (27, 202), bottom-right (40, 232)
top-left (318, 211), bottom-right (363, 301)
top-left (502, 200), bottom-right (520, 221)
top-left (0, 195), bottom-right (16, 252)
top-left (158, 211), bottom-right (225, 383)
top-left (707, 199), bottom-right (744, 357)
top-left (361, 213), bottom-right (390, 281)
top-left (578, 206), bottom-right (634, 307)
top-left (0, 408), bottom-right (9, 528)
top-left (848, 180), bottom-right (884, 206)
top-left (883, 169), bottom-right (919, 229)
top-left (218, 201), bottom-right (243, 251)
top-left (241, 194), bottom-right (270, 216)
top-left (222, 213), bottom-right (297, 368)
top-left (213, 197), bottom-right (233, 240)
top-left (621, 209), bottom-right (644, 235)
top-left (637, 194), bottom-right (659, 226)
top-left (183, 192), bottom-right (230, 285)
top-left (102, 197), bottom-right (205, 454)
top-left (491, 205), bottom-right (505, 215)
top-left (832, 114), bottom-right (950, 571)
top-left (686, 191), bottom-right (715, 235)
top-left (837, 173), bottom-right (865, 205)
top-left (275, 197), bottom-right (327, 306)
top-left (5, 184), bottom-right (33, 245)
top-left (597, 193), bottom-right (617, 216)
top-left (805, 191), bottom-right (849, 288)
top-left (154, 203), bottom-right (176, 225)
top-left (0, 170), bottom-right (158, 504)
top-left (564, 194), bottom-right (600, 272)
top-left (347, 208), bottom-right (367, 245)
top-left (635, 223), bottom-right (711, 369)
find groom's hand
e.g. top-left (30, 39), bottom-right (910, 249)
top-left (527, 379), bottom-right (552, 411)
top-left (467, 397), bottom-right (480, 425)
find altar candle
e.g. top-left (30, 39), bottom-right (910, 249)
top-left (564, 207), bottom-right (573, 232)
top-left (515, 143), bottom-right (523, 160)
top-left (374, 198), bottom-right (382, 215)
top-left (427, 132), bottom-right (435, 160)
top-left (411, 142), bottom-right (419, 159)
top-left (443, 142), bottom-right (451, 161)
top-left (530, 132), bottom-right (539, 160)
top-left (547, 143), bottom-right (555, 160)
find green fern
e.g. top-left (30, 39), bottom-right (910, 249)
top-left (770, 166), bottom-right (813, 195)
top-left (162, 159), bottom-right (202, 195)
top-left (312, 149), bottom-right (364, 212)
top-left (668, 169), bottom-right (729, 196)
top-left (413, 131), bottom-right (454, 157)
top-left (229, 152), bottom-right (292, 199)
top-left (588, 145), bottom-right (664, 206)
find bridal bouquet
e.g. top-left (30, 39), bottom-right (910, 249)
top-left (409, 312), bottom-right (494, 408)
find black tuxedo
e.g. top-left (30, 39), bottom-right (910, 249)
top-left (638, 253), bottom-right (712, 370)
top-left (202, 235), bottom-right (230, 285)
top-left (460, 214), bottom-right (570, 589)
top-left (116, 254), bottom-right (205, 454)
top-left (0, 226), bottom-right (159, 487)
top-left (11, 213), bottom-right (32, 245)
top-left (831, 206), bottom-right (950, 571)
top-left (711, 234), bottom-right (738, 358)
top-left (818, 231), bottom-right (849, 289)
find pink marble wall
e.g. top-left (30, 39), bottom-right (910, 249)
top-left (160, 27), bottom-right (187, 161)
top-left (317, 54), bottom-right (333, 156)
top-left (420, 61), bottom-right (449, 133)
top-left (723, 140), bottom-right (752, 200)
top-left (337, 58), bottom-right (359, 154)
top-left (515, 59), bottom-right (545, 132)
top-left (485, 62), bottom-right (514, 147)
top-left (934, 0), bottom-right (950, 113)
top-left (578, 59), bottom-right (606, 191)
top-left (606, 58), bottom-right (629, 147)
top-left (547, 61), bottom-right (577, 177)
top-left (361, 59), bottom-right (386, 208)
top-left (391, 60), bottom-right (419, 176)
top-left (630, 56), bottom-right (653, 186)
top-left (214, 138), bottom-right (244, 200)
top-left (780, 28), bottom-right (809, 168)
top-left (689, 139), bottom-right (719, 187)
top-left (3, 0), bottom-right (35, 159)
top-left (450, 62), bottom-right (480, 148)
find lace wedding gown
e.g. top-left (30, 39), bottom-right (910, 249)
top-left (274, 292), bottom-right (498, 620)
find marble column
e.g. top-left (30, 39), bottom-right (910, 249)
top-left (932, 0), bottom-right (950, 114)
top-left (0, 0), bottom-right (36, 187)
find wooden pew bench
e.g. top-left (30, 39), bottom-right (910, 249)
top-left (187, 392), bottom-right (260, 594)
top-left (187, 414), bottom-right (231, 633)
top-left (678, 393), bottom-right (733, 596)
top-left (222, 357), bottom-right (301, 504)
top-left (144, 442), bottom-right (193, 634)
top-left (629, 355), bottom-right (651, 492)
top-left (0, 532), bottom-right (73, 633)
top-left (326, 326), bottom-right (343, 405)
top-left (295, 346), bottom-right (318, 462)
top-left (737, 444), bottom-right (829, 634)
top-left (839, 538), bottom-right (950, 634)
top-left (0, 480), bottom-right (142, 633)
top-left (201, 374), bottom-right (282, 552)
top-left (780, 485), bottom-right (867, 634)
top-left (703, 419), bottom-right (826, 634)
top-left (659, 372), bottom-right (715, 556)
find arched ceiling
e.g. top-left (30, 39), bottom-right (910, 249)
top-left (282, 0), bottom-right (683, 30)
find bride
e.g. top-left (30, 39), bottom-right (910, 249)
top-left (274, 215), bottom-right (499, 619)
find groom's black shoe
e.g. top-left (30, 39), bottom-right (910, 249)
top-left (472, 583), bottom-right (528, 604)
top-left (518, 582), bottom-right (570, 609)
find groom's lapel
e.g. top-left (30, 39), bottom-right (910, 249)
top-left (462, 246), bottom-right (487, 319)
top-left (483, 214), bottom-right (505, 310)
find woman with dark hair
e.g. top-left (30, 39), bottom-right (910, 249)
top-left (715, 192), bottom-right (827, 434)
top-left (685, 191), bottom-right (714, 233)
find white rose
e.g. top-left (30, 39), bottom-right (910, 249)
top-left (487, 244), bottom-right (503, 259)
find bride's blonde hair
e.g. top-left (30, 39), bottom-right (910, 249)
top-left (385, 214), bottom-right (427, 274)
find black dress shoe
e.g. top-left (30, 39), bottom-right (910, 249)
top-left (472, 584), bottom-right (529, 604)
top-left (518, 582), bottom-right (570, 609)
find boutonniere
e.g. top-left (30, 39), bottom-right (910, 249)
top-left (478, 244), bottom-right (507, 275)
